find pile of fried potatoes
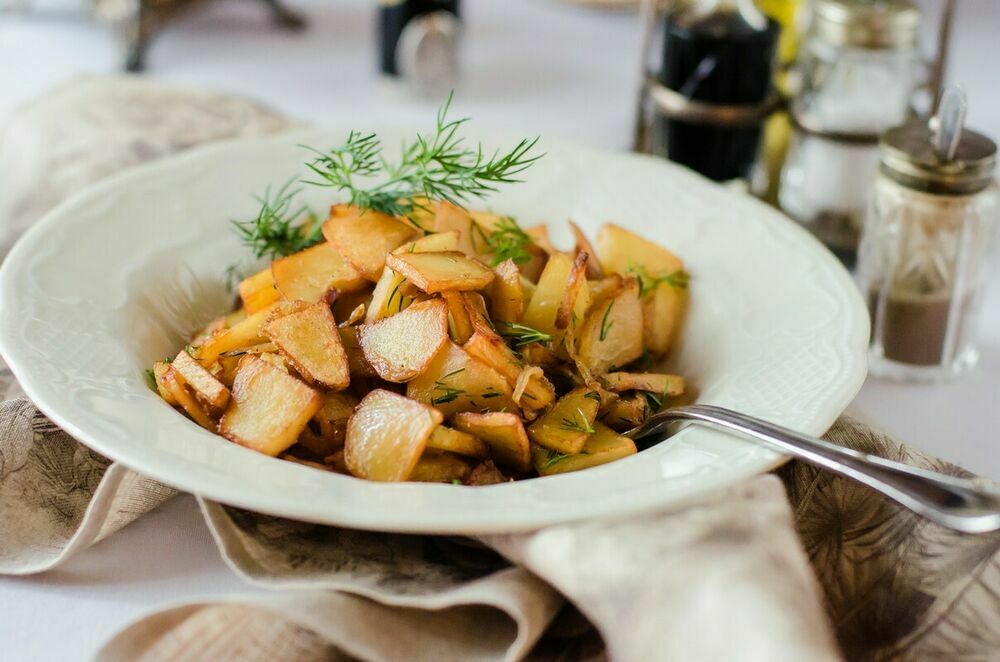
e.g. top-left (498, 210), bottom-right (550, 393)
top-left (150, 201), bottom-right (689, 485)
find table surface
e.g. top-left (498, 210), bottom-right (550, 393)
top-left (1, 0), bottom-right (997, 659)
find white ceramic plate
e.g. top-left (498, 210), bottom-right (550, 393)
top-left (0, 128), bottom-right (868, 533)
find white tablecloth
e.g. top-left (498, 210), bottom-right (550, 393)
top-left (1, 1), bottom-right (997, 659)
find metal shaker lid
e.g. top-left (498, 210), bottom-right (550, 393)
top-left (880, 123), bottom-right (997, 195)
top-left (396, 11), bottom-right (460, 92)
top-left (812, 0), bottom-right (920, 49)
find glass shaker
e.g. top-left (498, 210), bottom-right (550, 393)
top-left (857, 92), bottom-right (998, 382)
top-left (779, 0), bottom-right (922, 267)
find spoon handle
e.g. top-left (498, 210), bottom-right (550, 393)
top-left (629, 404), bottom-right (1000, 534)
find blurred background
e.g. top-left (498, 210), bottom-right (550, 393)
top-left (1, 0), bottom-right (998, 477)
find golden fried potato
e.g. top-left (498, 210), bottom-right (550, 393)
top-left (344, 389), bottom-right (442, 481)
top-left (271, 241), bottom-right (367, 303)
top-left (569, 221), bottom-right (604, 279)
top-left (298, 390), bottom-right (358, 457)
top-left (163, 368), bottom-right (216, 430)
top-left (597, 223), bottom-right (687, 356)
top-left (194, 303), bottom-right (278, 365)
top-left (533, 422), bottom-right (636, 475)
top-left (409, 450), bottom-right (473, 483)
top-left (358, 298), bottom-right (449, 382)
top-left (238, 267), bottom-right (280, 314)
top-left (367, 232), bottom-right (462, 323)
top-left (527, 387), bottom-right (601, 454)
top-left (555, 251), bottom-right (591, 330)
top-left (452, 411), bottom-right (531, 473)
top-left (601, 393), bottom-right (650, 431)
top-left (426, 425), bottom-right (490, 459)
top-left (264, 301), bottom-right (351, 390)
top-left (490, 259), bottom-right (525, 324)
top-left (153, 361), bottom-right (178, 405)
top-left (323, 206), bottom-right (417, 280)
top-left (463, 329), bottom-right (555, 417)
top-left (385, 251), bottom-right (495, 294)
top-left (171, 349), bottom-right (230, 413)
top-left (466, 460), bottom-right (510, 485)
top-left (601, 372), bottom-right (685, 396)
top-left (406, 341), bottom-right (517, 416)
top-left (219, 356), bottom-right (322, 457)
top-left (576, 278), bottom-right (643, 375)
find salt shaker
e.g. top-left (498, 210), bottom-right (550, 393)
top-left (779, 0), bottom-right (922, 266)
top-left (857, 90), bottom-right (998, 382)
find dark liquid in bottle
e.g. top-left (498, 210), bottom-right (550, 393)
top-left (655, 11), bottom-right (778, 182)
top-left (379, 0), bottom-right (460, 76)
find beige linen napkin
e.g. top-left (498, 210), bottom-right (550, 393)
top-left (1, 77), bottom-right (998, 661)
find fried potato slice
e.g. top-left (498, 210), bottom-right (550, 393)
top-left (490, 259), bottom-right (525, 325)
top-left (345, 389), bottom-right (442, 481)
top-left (358, 298), bottom-right (449, 382)
top-left (521, 252), bottom-right (589, 337)
top-left (163, 368), bottom-right (216, 430)
top-left (263, 301), bottom-right (351, 390)
top-left (153, 361), bottom-right (178, 405)
top-left (385, 251), bottom-right (495, 294)
top-left (171, 349), bottom-right (230, 413)
top-left (337, 326), bottom-right (378, 378)
top-left (409, 450), bottom-right (473, 483)
top-left (442, 291), bottom-right (474, 345)
top-left (601, 372), bottom-right (685, 396)
top-left (533, 422), bottom-right (636, 475)
top-left (452, 412), bottom-right (531, 473)
top-left (576, 278), bottom-right (643, 375)
top-left (601, 393), bottom-right (651, 432)
top-left (367, 231), bottom-right (463, 323)
top-left (554, 251), bottom-right (591, 330)
top-left (323, 206), bottom-right (417, 281)
top-left (272, 241), bottom-right (367, 303)
top-left (219, 356), bottom-right (321, 457)
top-left (194, 303), bottom-right (277, 365)
top-left (434, 201), bottom-right (480, 256)
top-left (426, 425), bottom-right (490, 459)
top-left (238, 267), bottom-right (281, 314)
top-left (527, 387), bottom-right (601, 454)
top-left (569, 221), bottom-right (604, 279)
top-left (406, 341), bottom-right (517, 416)
top-left (463, 329), bottom-right (555, 418)
top-left (597, 223), bottom-right (687, 356)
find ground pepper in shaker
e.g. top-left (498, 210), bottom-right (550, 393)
top-left (857, 89), bottom-right (998, 382)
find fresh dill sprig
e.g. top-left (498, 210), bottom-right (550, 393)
top-left (583, 391), bottom-right (602, 405)
top-left (451, 479), bottom-right (464, 485)
top-left (481, 217), bottom-right (534, 266)
top-left (302, 92), bottom-right (543, 218)
top-left (144, 368), bottom-right (157, 390)
top-left (541, 448), bottom-right (572, 470)
top-left (627, 262), bottom-right (690, 298)
top-left (231, 179), bottom-right (322, 260)
top-left (560, 408), bottom-right (595, 434)
top-left (599, 300), bottom-right (615, 341)
top-left (498, 321), bottom-right (553, 347)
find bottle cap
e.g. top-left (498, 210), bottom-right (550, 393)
top-left (880, 122), bottom-right (997, 196)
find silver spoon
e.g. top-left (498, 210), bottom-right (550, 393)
top-left (625, 404), bottom-right (1000, 534)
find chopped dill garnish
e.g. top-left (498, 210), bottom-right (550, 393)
top-left (560, 407), bottom-right (595, 434)
top-left (498, 321), bottom-right (553, 347)
top-left (302, 92), bottom-right (542, 218)
top-left (231, 179), bottom-right (322, 260)
top-left (144, 368), bottom-right (157, 390)
top-left (583, 391), bottom-right (602, 404)
top-left (627, 262), bottom-right (690, 298)
top-left (481, 216), bottom-right (534, 266)
top-left (451, 479), bottom-right (464, 485)
top-left (599, 300), bottom-right (615, 341)
top-left (481, 390), bottom-right (502, 399)
top-left (431, 368), bottom-right (466, 405)
top-left (541, 448), bottom-right (572, 469)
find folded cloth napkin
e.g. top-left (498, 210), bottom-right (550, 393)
top-left (1, 77), bottom-right (998, 662)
